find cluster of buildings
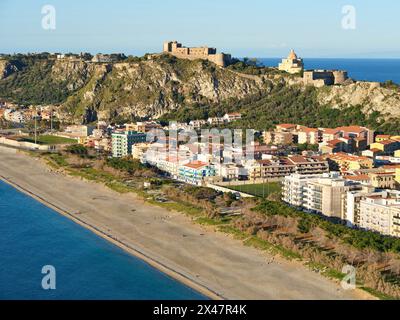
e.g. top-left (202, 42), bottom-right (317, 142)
top-left (279, 125), bottom-right (400, 238)
top-left (0, 104), bottom-right (57, 124)
top-left (278, 50), bottom-right (349, 87)
top-left (54, 53), bottom-right (126, 64)
top-left (264, 124), bottom-right (374, 154)
top-left (283, 173), bottom-right (400, 237)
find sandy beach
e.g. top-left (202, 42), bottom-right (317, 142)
top-left (0, 148), bottom-right (373, 300)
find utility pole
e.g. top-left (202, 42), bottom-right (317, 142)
top-left (34, 116), bottom-right (37, 144)
top-left (50, 108), bottom-right (53, 134)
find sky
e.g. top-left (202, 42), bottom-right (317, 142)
top-left (0, 0), bottom-right (399, 58)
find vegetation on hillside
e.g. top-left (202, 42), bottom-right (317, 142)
top-left (163, 83), bottom-right (400, 135)
top-left (0, 55), bottom-right (75, 104)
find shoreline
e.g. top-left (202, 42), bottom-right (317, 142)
top-left (0, 174), bottom-right (223, 300)
top-left (0, 149), bottom-right (373, 300)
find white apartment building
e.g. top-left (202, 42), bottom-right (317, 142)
top-left (304, 173), bottom-right (363, 219)
top-left (359, 191), bottom-right (400, 237)
top-left (283, 172), bottom-right (365, 220)
top-left (344, 187), bottom-right (378, 227)
top-left (282, 174), bottom-right (321, 208)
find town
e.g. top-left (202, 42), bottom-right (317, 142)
top-left (2, 100), bottom-right (400, 239)
top-left (1, 46), bottom-right (400, 242)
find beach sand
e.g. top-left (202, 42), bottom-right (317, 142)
top-left (0, 149), bottom-right (374, 300)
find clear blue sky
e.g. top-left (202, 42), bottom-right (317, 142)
top-left (1, 0), bottom-right (399, 58)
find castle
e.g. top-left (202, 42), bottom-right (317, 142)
top-left (163, 41), bottom-right (232, 67)
top-left (303, 70), bottom-right (348, 87)
top-left (278, 49), bottom-right (304, 74)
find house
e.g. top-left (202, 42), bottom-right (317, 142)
top-left (223, 113), bottom-right (242, 123)
top-left (276, 124), bottom-right (297, 133)
top-left (362, 148), bottom-right (383, 158)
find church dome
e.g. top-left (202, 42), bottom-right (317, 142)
top-left (288, 49), bottom-right (298, 60)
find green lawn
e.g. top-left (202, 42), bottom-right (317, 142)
top-left (227, 182), bottom-right (282, 198)
top-left (21, 135), bottom-right (77, 145)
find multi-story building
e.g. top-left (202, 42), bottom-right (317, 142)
top-left (111, 131), bottom-right (147, 158)
top-left (303, 173), bottom-right (362, 219)
top-left (370, 139), bottom-right (400, 155)
top-left (282, 174), bottom-right (321, 208)
top-left (263, 131), bottom-right (294, 145)
top-left (369, 172), bottom-right (397, 189)
top-left (132, 143), bottom-right (151, 161)
top-left (359, 191), bottom-right (400, 237)
top-left (297, 127), bottom-right (321, 145)
top-left (65, 125), bottom-right (95, 138)
top-left (178, 161), bottom-right (216, 186)
top-left (247, 156), bottom-right (329, 181)
top-left (283, 172), bottom-right (365, 220)
top-left (326, 153), bottom-right (374, 173)
top-left (345, 187), bottom-right (379, 227)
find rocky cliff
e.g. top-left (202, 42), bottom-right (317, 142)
top-left (0, 60), bottom-right (19, 80)
top-left (60, 55), bottom-right (267, 122)
top-left (317, 81), bottom-right (400, 120)
top-left (0, 54), bottom-right (399, 126)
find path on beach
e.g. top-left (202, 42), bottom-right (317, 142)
top-left (0, 150), bottom-right (370, 300)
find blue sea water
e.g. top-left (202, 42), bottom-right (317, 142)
top-left (259, 58), bottom-right (400, 84)
top-left (0, 180), bottom-right (206, 300)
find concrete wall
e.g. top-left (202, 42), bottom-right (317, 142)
top-left (206, 184), bottom-right (255, 198)
top-left (0, 137), bottom-right (54, 151)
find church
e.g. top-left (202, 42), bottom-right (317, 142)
top-left (278, 49), bottom-right (304, 74)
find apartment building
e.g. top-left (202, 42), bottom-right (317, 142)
top-left (283, 172), bottom-right (364, 220)
top-left (326, 153), bottom-right (374, 173)
top-left (282, 174), bottom-right (322, 208)
top-left (370, 140), bottom-right (400, 155)
top-left (111, 131), bottom-right (147, 158)
top-left (246, 156), bottom-right (329, 181)
top-left (303, 173), bottom-right (363, 219)
top-left (178, 161), bottom-right (216, 186)
top-left (359, 191), bottom-right (400, 237)
top-left (370, 172), bottom-right (397, 189)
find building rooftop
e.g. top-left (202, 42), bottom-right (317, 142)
top-left (184, 161), bottom-right (208, 169)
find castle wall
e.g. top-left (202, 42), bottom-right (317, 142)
top-left (163, 41), bottom-right (231, 67)
top-left (304, 70), bottom-right (348, 86)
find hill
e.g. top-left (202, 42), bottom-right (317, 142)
top-left (0, 53), bottom-right (399, 134)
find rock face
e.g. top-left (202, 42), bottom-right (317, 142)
top-left (0, 60), bottom-right (18, 80)
top-left (317, 81), bottom-right (400, 119)
top-left (1, 54), bottom-right (400, 125)
top-left (59, 56), bottom-right (267, 122)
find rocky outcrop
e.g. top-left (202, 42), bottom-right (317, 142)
top-left (317, 81), bottom-right (400, 119)
top-left (1, 53), bottom-right (400, 125)
top-left (0, 60), bottom-right (18, 80)
top-left (59, 56), bottom-right (268, 122)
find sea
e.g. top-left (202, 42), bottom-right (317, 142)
top-left (259, 58), bottom-right (400, 84)
top-left (0, 180), bottom-right (206, 300)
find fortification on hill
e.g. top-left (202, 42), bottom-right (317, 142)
top-left (163, 41), bottom-right (232, 67)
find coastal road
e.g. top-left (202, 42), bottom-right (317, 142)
top-left (0, 150), bottom-right (372, 300)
